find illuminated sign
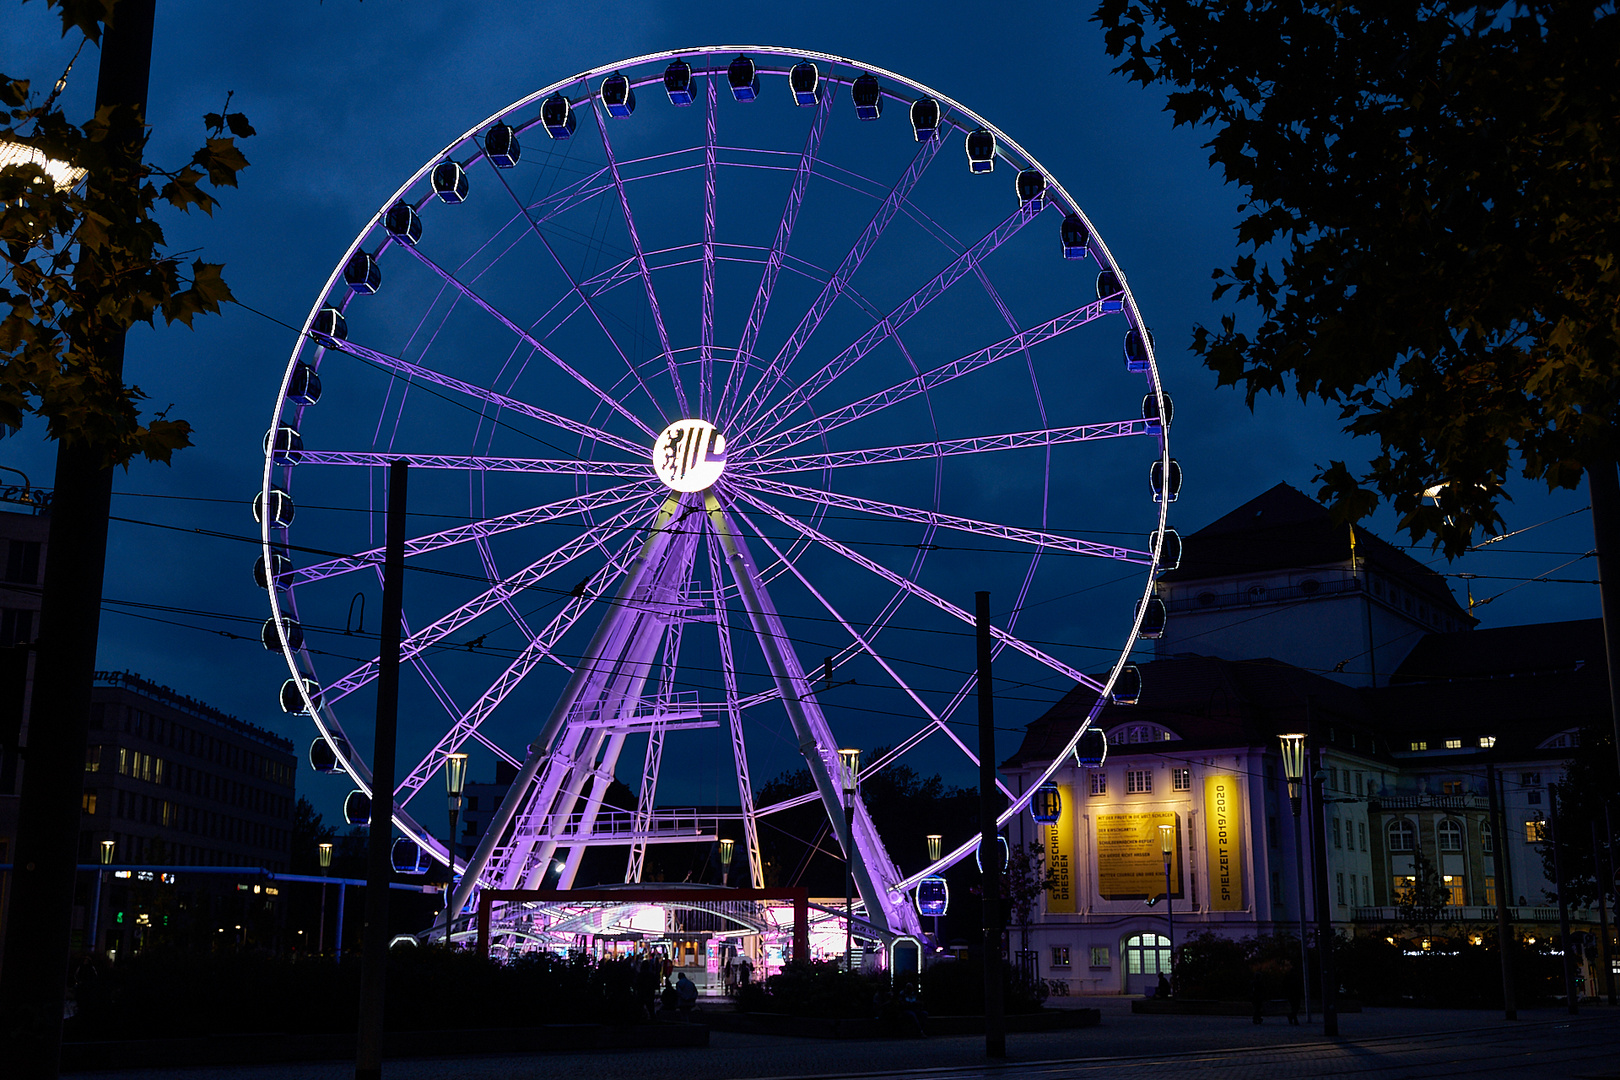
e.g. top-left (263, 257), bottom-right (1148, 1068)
top-left (1204, 773), bottom-right (1243, 910)
top-left (1046, 783), bottom-right (1076, 913)
top-left (1096, 811), bottom-right (1179, 900)
top-left (653, 420), bottom-right (726, 492)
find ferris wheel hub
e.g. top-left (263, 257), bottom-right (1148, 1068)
top-left (653, 419), bottom-right (727, 492)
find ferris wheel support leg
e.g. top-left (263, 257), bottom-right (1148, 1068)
top-left (704, 492), bottom-right (909, 936)
top-left (447, 493), bottom-right (686, 919)
top-left (557, 731), bottom-right (628, 889)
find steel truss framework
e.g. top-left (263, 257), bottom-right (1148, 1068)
top-left (262, 46), bottom-right (1173, 947)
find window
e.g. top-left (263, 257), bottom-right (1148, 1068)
top-left (1442, 875), bottom-right (1464, 906)
top-left (1089, 946), bottom-right (1110, 968)
top-left (1527, 790), bottom-right (1542, 806)
top-left (1124, 933), bottom-right (1171, 975)
top-left (1268, 815), bottom-right (1278, 848)
top-left (1388, 819), bottom-right (1416, 852)
top-left (1126, 770), bottom-right (1152, 794)
top-left (1349, 875), bottom-right (1358, 906)
top-left (1090, 772), bottom-right (1107, 796)
top-left (1485, 876), bottom-right (1497, 907)
top-left (1525, 820), bottom-right (1546, 843)
top-left (1358, 821), bottom-right (1367, 852)
top-left (1336, 873), bottom-right (1345, 905)
top-left (1172, 768), bottom-right (1191, 791)
top-left (1479, 736), bottom-right (1497, 748)
top-left (1332, 818), bottom-right (1342, 848)
top-left (1409, 740), bottom-right (1428, 751)
top-left (1354, 771), bottom-right (1364, 793)
top-left (1051, 946), bottom-right (1071, 967)
top-left (1442, 780), bottom-right (1463, 796)
top-left (81, 792), bottom-right (97, 815)
top-left (1330, 767), bottom-right (1340, 791)
top-left (1444, 739), bottom-right (1462, 749)
top-left (1364, 875), bottom-right (1371, 904)
top-left (0, 607), bottom-right (35, 647)
top-left (1438, 819), bottom-right (1463, 852)
top-left (4, 539), bottom-right (41, 584)
top-left (1521, 772), bottom-right (1541, 787)
top-left (1367, 777), bottom-right (1378, 797)
top-left (84, 746), bottom-right (101, 772)
top-left (1482, 820), bottom-right (1494, 853)
top-left (1271, 871), bottom-right (1283, 903)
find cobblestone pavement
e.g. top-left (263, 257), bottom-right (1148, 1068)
top-left (70, 998), bottom-right (1620, 1080)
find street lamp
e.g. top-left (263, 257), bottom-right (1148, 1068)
top-left (444, 752), bottom-right (469, 948)
top-left (1159, 822), bottom-right (1176, 991)
top-left (88, 838), bottom-right (114, 954)
top-left (318, 841), bottom-right (333, 955)
top-left (719, 838), bottom-right (735, 887)
top-left (1279, 732), bottom-right (1312, 1020)
top-left (838, 747), bottom-right (862, 972)
top-left (925, 834), bottom-right (944, 944)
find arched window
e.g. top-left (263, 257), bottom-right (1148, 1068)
top-left (1124, 933), bottom-right (1171, 976)
top-left (1481, 820), bottom-right (1494, 854)
top-left (1438, 819), bottom-right (1463, 852)
top-left (1388, 819), bottom-right (1415, 852)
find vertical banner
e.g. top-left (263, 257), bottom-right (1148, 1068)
top-left (1047, 783), bottom-right (1076, 913)
top-left (1204, 773), bottom-right (1244, 911)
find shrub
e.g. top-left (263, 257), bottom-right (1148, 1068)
top-left (919, 957), bottom-right (1043, 1015)
top-left (746, 960), bottom-right (877, 1018)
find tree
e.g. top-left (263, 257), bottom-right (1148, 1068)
top-left (1002, 840), bottom-right (1058, 977)
top-left (1092, 0), bottom-right (1619, 556)
top-left (290, 796), bottom-right (338, 875)
top-left (1396, 846), bottom-right (1451, 936)
top-left (1542, 720), bottom-right (1619, 909)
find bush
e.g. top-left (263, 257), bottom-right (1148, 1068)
top-left (1336, 929), bottom-right (1565, 1007)
top-left (744, 960), bottom-right (878, 1018)
top-left (919, 957), bottom-right (1043, 1015)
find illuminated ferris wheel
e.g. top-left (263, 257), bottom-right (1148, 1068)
top-left (258, 46), bottom-right (1177, 942)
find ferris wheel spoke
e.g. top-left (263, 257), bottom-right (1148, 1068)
top-left (740, 420), bottom-right (1152, 476)
top-left (744, 296), bottom-right (1118, 460)
top-left (730, 485), bottom-right (1104, 692)
top-left (588, 98), bottom-right (689, 416)
top-left (289, 481), bottom-right (656, 587)
top-left (730, 133), bottom-right (946, 431)
top-left (294, 450), bottom-right (649, 477)
top-left (735, 475), bottom-right (1151, 563)
top-left (718, 85), bottom-right (836, 423)
top-left (735, 202), bottom-right (1042, 443)
top-left (322, 496), bottom-right (660, 708)
top-left (395, 243), bottom-right (659, 440)
top-left (329, 338), bottom-right (650, 459)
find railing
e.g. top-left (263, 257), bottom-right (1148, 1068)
top-left (93, 669), bottom-right (293, 751)
top-left (1352, 905), bottom-right (1570, 923)
top-left (520, 808), bottom-right (712, 842)
top-left (1372, 793), bottom-right (1482, 810)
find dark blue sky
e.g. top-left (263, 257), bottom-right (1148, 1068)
top-left (4, 4), bottom-right (1598, 832)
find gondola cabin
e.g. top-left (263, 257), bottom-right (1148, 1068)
top-left (260, 615), bottom-right (303, 652)
top-left (1096, 270), bottom-right (1121, 300)
top-left (728, 55), bottom-right (760, 102)
top-left (486, 122), bottom-right (521, 166)
top-left (541, 93), bottom-right (576, 139)
top-left (601, 73), bottom-right (636, 118)
top-left (975, 834), bottom-right (1010, 873)
top-left (253, 551), bottom-right (292, 590)
top-left (1124, 328), bottom-right (1153, 373)
top-left (431, 160), bottom-right (469, 203)
top-left (1137, 594), bottom-right (1168, 639)
top-left (1151, 457), bottom-right (1182, 504)
top-left (310, 734), bottom-right (351, 774)
top-left (383, 202), bottom-right (421, 246)
top-left (1061, 213), bottom-right (1090, 259)
top-left (965, 127), bottom-right (996, 173)
top-left (1076, 726), bottom-right (1111, 767)
top-left (790, 61), bottom-right (819, 105)
top-left (1110, 663), bottom-right (1142, 707)
top-left (1030, 783), bottom-right (1062, 824)
top-left (392, 838), bottom-right (430, 875)
top-left (279, 678), bottom-right (320, 713)
top-left (343, 252), bottom-right (380, 294)
top-left (310, 306), bottom-right (346, 349)
top-left (1141, 392), bottom-right (1173, 433)
top-left (253, 487), bottom-right (295, 529)
top-left (264, 424), bottom-right (303, 467)
top-left (916, 877), bottom-right (949, 917)
top-left (852, 73), bottom-right (883, 120)
top-left (1015, 169), bottom-right (1046, 209)
top-left (664, 58), bottom-right (695, 105)
top-left (286, 361), bottom-right (322, 406)
top-left (909, 97), bottom-right (940, 141)
top-left (1151, 528), bottom-right (1182, 572)
top-left (344, 789), bottom-right (372, 827)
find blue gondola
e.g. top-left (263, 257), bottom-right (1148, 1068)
top-left (915, 877), bottom-right (949, 917)
top-left (1076, 725), bottom-right (1111, 767)
top-left (253, 550), bottom-right (291, 590)
top-left (392, 837), bottom-right (429, 874)
top-left (1061, 213), bottom-right (1090, 259)
top-left (264, 425), bottom-right (303, 467)
top-left (279, 677), bottom-right (321, 713)
top-left (253, 486), bottom-right (295, 528)
top-left (664, 59), bottom-right (695, 105)
top-left (344, 789), bottom-right (372, 827)
top-left (1031, 783), bottom-right (1062, 824)
top-left (310, 306), bottom-right (346, 349)
top-left (1097, 270), bottom-right (1121, 300)
top-left (909, 97), bottom-right (940, 141)
top-left (1151, 458), bottom-right (1183, 504)
top-left (790, 61), bottom-right (819, 105)
top-left (486, 121), bottom-right (521, 166)
top-left (1151, 528), bottom-right (1182, 573)
top-left (287, 361), bottom-right (322, 406)
top-left (1111, 663), bottom-right (1142, 707)
top-left (384, 202), bottom-right (421, 246)
top-left (541, 93), bottom-right (576, 139)
top-left (728, 55), bottom-right (760, 102)
top-left (601, 73), bottom-right (636, 118)
top-left (1137, 594), bottom-right (1168, 639)
top-left (852, 73), bottom-right (883, 120)
top-left (1016, 170), bottom-right (1046, 209)
top-left (1125, 328), bottom-right (1153, 373)
top-left (343, 252), bottom-right (380, 295)
top-left (975, 834), bottom-right (1010, 873)
top-left (261, 616), bottom-right (303, 652)
top-left (965, 127), bottom-right (996, 173)
top-left (431, 160), bottom-right (469, 203)
top-left (1142, 392), bottom-right (1173, 432)
top-left (310, 734), bottom-right (351, 774)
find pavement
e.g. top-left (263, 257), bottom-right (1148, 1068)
top-left (68, 996), bottom-right (1620, 1080)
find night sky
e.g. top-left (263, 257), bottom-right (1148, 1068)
top-left (3, 3), bottom-right (1598, 838)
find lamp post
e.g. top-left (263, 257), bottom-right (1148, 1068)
top-left (444, 752), bottom-right (468, 948)
top-left (1159, 823), bottom-right (1175, 990)
top-left (719, 838), bottom-right (735, 887)
top-left (926, 834), bottom-right (943, 944)
top-left (838, 747), bottom-right (861, 972)
top-left (318, 841), bottom-right (333, 955)
top-left (88, 838), bottom-right (114, 954)
top-left (1279, 732), bottom-right (1312, 1021)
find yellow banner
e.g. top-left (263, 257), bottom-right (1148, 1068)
top-left (1096, 811), bottom-right (1179, 900)
top-left (1046, 783), bottom-right (1076, 913)
top-left (1204, 773), bottom-right (1243, 911)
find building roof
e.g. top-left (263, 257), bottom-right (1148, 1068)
top-left (1160, 482), bottom-right (1467, 617)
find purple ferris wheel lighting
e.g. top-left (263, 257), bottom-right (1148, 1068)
top-left (263, 47), bottom-right (1175, 954)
